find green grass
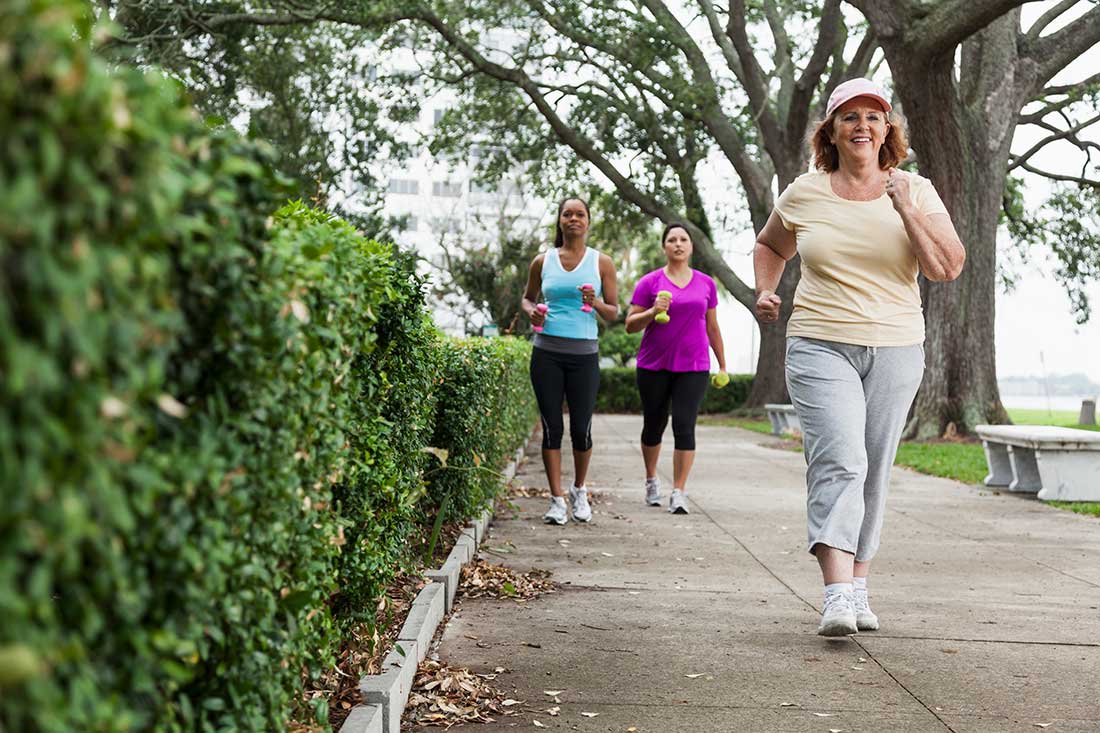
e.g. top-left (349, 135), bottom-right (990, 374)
top-left (700, 416), bottom-right (775, 435)
top-left (1006, 408), bottom-right (1100, 431)
top-left (1047, 501), bottom-right (1100, 517)
top-left (706, 415), bottom-right (1100, 518)
top-left (893, 442), bottom-right (988, 484)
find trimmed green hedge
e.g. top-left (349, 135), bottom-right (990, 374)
top-left (430, 338), bottom-right (539, 522)
top-left (0, 4), bottom-right (535, 732)
top-left (595, 368), bottom-right (753, 414)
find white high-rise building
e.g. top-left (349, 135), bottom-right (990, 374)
top-left (378, 33), bottom-right (549, 334)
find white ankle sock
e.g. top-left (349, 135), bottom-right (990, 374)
top-left (853, 577), bottom-right (868, 593)
top-left (824, 582), bottom-right (853, 600)
top-left (645, 476), bottom-right (659, 486)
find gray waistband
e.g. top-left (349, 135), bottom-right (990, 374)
top-left (533, 333), bottom-right (599, 355)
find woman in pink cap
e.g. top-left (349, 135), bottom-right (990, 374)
top-left (753, 78), bottom-right (965, 637)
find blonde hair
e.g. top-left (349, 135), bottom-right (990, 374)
top-left (810, 110), bottom-right (909, 171)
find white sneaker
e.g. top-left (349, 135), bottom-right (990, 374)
top-left (817, 591), bottom-right (858, 637)
top-left (543, 496), bottom-right (568, 525)
top-left (668, 489), bottom-right (689, 514)
top-left (854, 590), bottom-right (880, 631)
top-left (569, 484), bottom-right (592, 522)
top-left (645, 478), bottom-right (661, 506)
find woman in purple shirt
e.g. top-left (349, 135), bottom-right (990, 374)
top-left (625, 223), bottom-right (728, 514)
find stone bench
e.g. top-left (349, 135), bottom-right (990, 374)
top-left (975, 424), bottom-right (1100, 501)
top-left (765, 403), bottom-right (801, 436)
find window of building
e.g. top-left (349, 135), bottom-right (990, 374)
top-left (388, 178), bottom-right (419, 195)
top-left (432, 181), bottom-right (462, 197)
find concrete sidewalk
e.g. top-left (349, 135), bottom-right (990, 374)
top-left (435, 415), bottom-right (1100, 732)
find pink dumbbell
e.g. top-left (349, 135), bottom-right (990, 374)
top-left (532, 303), bottom-right (549, 332)
top-left (580, 283), bottom-right (594, 313)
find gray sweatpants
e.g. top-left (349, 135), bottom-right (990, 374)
top-left (785, 336), bottom-right (924, 562)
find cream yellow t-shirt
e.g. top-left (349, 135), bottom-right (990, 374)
top-left (774, 170), bottom-right (949, 347)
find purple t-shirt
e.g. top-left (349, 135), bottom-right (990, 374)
top-left (631, 268), bottom-right (718, 372)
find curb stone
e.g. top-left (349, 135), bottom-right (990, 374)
top-left (426, 558), bottom-right (461, 613)
top-left (352, 428), bottom-right (532, 732)
top-left (337, 703), bottom-right (382, 733)
top-left (399, 583), bottom-right (446, 663)
top-left (359, 641), bottom-right (420, 733)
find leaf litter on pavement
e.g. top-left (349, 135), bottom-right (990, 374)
top-left (402, 659), bottom-right (520, 728)
top-left (458, 558), bottom-right (557, 601)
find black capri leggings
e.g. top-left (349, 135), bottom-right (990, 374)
top-left (530, 347), bottom-right (601, 451)
top-left (636, 368), bottom-right (709, 451)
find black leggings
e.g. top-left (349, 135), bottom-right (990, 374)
top-left (637, 368), bottom-right (709, 450)
top-left (530, 347), bottom-right (601, 450)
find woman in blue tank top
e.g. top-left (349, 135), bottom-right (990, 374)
top-left (521, 197), bottom-right (619, 526)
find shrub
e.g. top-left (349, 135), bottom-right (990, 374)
top-left (428, 338), bottom-right (538, 522)
top-left (595, 368), bottom-right (753, 414)
top-left (0, 4), bottom-right (536, 732)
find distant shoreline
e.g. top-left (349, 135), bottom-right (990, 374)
top-left (1001, 394), bottom-right (1095, 411)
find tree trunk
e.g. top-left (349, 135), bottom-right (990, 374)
top-left (744, 255), bottom-right (801, 407)
top-left (889, 22), bottom-right (1017, 437)
top-left (742, 159), bottom-right (809, 408)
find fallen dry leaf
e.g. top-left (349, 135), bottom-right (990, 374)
top-left (580, 711), bottom-right (599, 717)
top-left (544, 690), bottom-right (564, 696)
top-left (685, 673), bottom-right (705, 679)
top-left (402, 659), bottom-right (519, 728)
top-left (780, 702), bottom-right (797, 707)
top-left (458, 559), bottom-right (557, 601)
top-left (1034, 725), bottom-right (1051, 729)
top-left (533, 720), bottom-right (546, 728)
top-left (812, 712), bottom-right (835, 717)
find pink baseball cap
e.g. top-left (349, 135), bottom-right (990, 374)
top-left (826, 78), bottom-right (891, 117)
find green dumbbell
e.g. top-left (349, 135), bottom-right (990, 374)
top-left (654, 290), bottom-right (672, 324)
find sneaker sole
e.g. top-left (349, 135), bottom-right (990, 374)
top-left (543, 516), bottom-right (568, 525)
top-left (817, 617), bottom-right (858, 637)
top-left (645, 498), bottom-right (661, 506)
top-left (857, 615), bottom-right (880, 631)
top-left (573, 514), bottom-right (592, 523)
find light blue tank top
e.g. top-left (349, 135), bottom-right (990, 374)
top-left (540, 247), bottom-right (601, 341)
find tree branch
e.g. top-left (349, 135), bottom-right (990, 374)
top-left (412, 9), bottom-right (756, 306)
top-left (786, 0), bottom-right (845, 151)
top-left (1014, 160), bottom-right (1100, 187)
top-left (1009, 112), bottom-right (1100, 171)
top-left (1041, 70), bottom-right (1100, 99)
top-left (696, 0), bottom-right (745, 81)
top-left (1025, 0), bottom-right (1078, 41)
top-left (1028, 5), bottom-right (1100, 90)
top-left (848, 0), bottom-right (1034, 57)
